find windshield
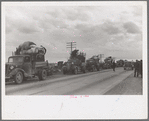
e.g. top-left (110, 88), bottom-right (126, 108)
top-left (8, 57), bottom-right (23, 63)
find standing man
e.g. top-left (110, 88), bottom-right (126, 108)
top-left (134, 60), bottom-right (139, 77)
top-left (139, 60), bottom-right (142, 78)
top-left (112, 60), bottom-right (116, 72)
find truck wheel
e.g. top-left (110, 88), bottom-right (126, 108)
top-left (15, 71), bottom-right (23, 84)
top-left (74, 68), bottom-right (78, 75)
top-left (39, 69), bottom-right (47, 80)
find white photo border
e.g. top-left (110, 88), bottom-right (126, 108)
top-left (2, 1), bottom-right (148, 119)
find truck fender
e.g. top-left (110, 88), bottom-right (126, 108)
top-left (9, 68), bottom-right (28, 77)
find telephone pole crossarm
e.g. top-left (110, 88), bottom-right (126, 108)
top-left (66, 42), bottom-right (77, 54)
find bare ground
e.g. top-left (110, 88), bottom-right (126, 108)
top-left (104, 72), bottom-right (142, 95)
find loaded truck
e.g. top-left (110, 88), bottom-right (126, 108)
top-left (103, 56), bottom-right (114, 69)
top-left (62, 58), bottom-right (86, 74)
top-left (123, 61), bottom-right (134, 70)
top-left (5, 41), bottom-right (51, 84)
top-left (62, 50), bottom-right (86, 74)
top-left (86, 55), bottom-right (100, 72)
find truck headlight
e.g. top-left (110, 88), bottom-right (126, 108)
top-left (10, 66), bottom-right (14, 70)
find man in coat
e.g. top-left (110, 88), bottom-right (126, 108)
top-left (134, 60), bottom-right (139, 77)
top-left (112, 60), bottom-right (116, 72)
top-left (139, 60), bottom-right (142, 78)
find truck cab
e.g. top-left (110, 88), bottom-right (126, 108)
top-left (5, 54), bottom-right (49, 84)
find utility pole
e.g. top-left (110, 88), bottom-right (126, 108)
top-left (66, 42), bottom-right (76, 54)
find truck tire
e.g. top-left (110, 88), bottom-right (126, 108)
top-left (39, 69), bottom-right (47, 80)
top-left (74, 68), bottom-right (78, 75)
top-left (14, 71), bottom-right (23, 84)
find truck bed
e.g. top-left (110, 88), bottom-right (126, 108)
top-left (35, 62), bottom-right (48, 68)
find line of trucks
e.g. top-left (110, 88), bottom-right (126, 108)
top-left (5, 41), bottom-right (133, 84)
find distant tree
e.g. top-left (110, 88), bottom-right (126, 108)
top-left (70, 49), bottom-right (86, 62)
top-left (77, 54), bottom-right (85, 62)
top-left (70, 49), bottom-right (79, 59)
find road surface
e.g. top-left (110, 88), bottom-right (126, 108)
top-left (6, 68), bottom-right (138, 95)
top-left (105, 73), bottom-right (142, 95)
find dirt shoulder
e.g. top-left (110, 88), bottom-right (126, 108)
top-left (104, 72), bottom-right (143, 95)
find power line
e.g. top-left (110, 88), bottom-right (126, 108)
top-left (66, 42), bottom-right (77, 53)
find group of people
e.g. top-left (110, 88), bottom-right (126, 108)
top-left (134, 60), bottom-right (142, 78)
top-left (111, 60), bottom-right (142, 78)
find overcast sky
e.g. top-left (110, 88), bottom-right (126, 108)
top-left (5, 2), bottom-right (143, 63)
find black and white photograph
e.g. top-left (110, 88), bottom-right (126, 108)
top-left (2, 1), bottom-right (147, 119)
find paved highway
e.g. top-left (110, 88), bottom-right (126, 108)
top-left (6, 68), bottom-right (133, 95)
